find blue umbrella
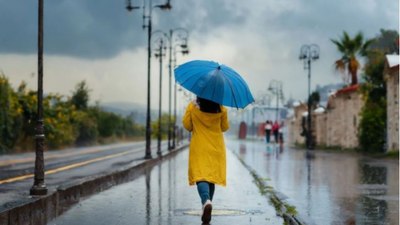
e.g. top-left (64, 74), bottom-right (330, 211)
top-left (174, 60), bottom-right (254, 108)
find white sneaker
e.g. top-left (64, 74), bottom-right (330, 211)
top-left (201, 200), bottom-right (212, 224)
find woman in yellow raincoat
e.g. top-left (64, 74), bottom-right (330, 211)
top-left (182, 97), bottom-right (229, 224)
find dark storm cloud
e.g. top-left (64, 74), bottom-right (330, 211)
top-left (0, 0), bottom-right (247, 58)
top-left (0, 0), bottom-right (142, 58)
top-left (265, 0), bottom-right (399, 38)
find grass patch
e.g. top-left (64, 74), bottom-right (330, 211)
top-left (362, 150), bottom-right (399, 159)
top-left (385, 150), bottom-right (399, 158)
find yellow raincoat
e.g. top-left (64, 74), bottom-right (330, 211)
top-left (182, 101), bottom-right (229, 186)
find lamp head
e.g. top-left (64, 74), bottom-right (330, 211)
top-left (155, 1), bottom-right (172, 10)
top-left (126, 0), bottom-right (140, 11)
top-left (299, 53), bottom-right (307, 60)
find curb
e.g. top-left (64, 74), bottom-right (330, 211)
top-left (0, 144), bottom-right (188, 225)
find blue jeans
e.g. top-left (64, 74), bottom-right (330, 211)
top-left (196, 181), bottom-right (215, 205)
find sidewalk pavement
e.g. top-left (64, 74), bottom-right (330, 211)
top-left (48, 147), bottom-right (283, 225)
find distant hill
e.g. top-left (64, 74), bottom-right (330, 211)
top-left (100, 102), bottom-right (147, 125)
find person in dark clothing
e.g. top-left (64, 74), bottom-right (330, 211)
top-left (264, 120), bottom-right (272, 143)
top-left (272, 121), bottom-right (280, 143)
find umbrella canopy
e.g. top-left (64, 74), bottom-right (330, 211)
top-left (174, 60), bottom-right (254, 109)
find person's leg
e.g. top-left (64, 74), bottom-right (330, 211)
top-left (196, 181), bottom-right (210, 205)
top-left (209, 182), bottom-right (215, 201)
top-left (197, 181), bottom-right (213, 223)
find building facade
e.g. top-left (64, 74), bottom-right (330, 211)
top-left (287, 102), bottom-right (307, 146)
top-left (325, 85), bottom-right (363, 149)
top-left (385, 55), bottom-right (399, 152)
top-left (288, 85), bottom-right (364, 149)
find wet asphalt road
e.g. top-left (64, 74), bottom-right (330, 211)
top-left (48, 146), bottom-right (283, 225)
top-left (0, 141), bottom-right (169, 211)
top-left (226, 137), bottom-right (399, 225)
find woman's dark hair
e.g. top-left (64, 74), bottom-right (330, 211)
top-left (197, 97), bottom-right (221, 113)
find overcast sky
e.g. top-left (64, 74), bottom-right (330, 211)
top-left (0, 0), bottom-right (398, 110)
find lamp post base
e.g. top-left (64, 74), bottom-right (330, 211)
top-left (30, 184), bottom-right (47, 196)
top-left (144, 153), bottom-right (152, 160)
top-left (305, 150), bottom-right (315, 159)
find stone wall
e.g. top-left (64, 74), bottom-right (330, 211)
top-left (313, 113), bottom-right (327, 146)
top-left (289, 74), bottom-right (398, 151)
top-left (287, 90), bottom-right (363, 149)
top-left (325, 86), bottom-right (363, 149)
top-left (287, 103), bottom-right (307, 146)
top-left (385, 65), bottom-right (399, 151)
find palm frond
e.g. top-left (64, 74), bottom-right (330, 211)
top-left (361, 38), bottom-right (375, 56)
top-left (334, 59), bottom-right (346, 73)
top-left (331, 39), bottom-right (346, 53)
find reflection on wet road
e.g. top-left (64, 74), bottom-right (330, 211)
top-left (48, 148), bottom-right (283, 225)
top-left (226, 138), bottom-right (399, 225)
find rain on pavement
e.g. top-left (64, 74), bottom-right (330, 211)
top-left (48, 145), bottom-right (283, 225)
top-left (225, 137), bottom-right (399, 225)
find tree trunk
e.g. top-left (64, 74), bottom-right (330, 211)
top-left (351, 71), bottom-right (358, 85)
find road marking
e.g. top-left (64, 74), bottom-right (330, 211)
top-left (0, 149), bottom-right (140, 185)
top-left (0, 143), bottom-right (141, 167)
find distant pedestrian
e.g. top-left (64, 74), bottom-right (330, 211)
top-left (272, 120), bottom-right (280, 143)
top-left (278, 121), bottom-right (284, 145)
top-left (264, 120), bottom-right (272, 143)
top-left (182, 97), bottom-right (229, 224)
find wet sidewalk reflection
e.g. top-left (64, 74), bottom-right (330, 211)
top-left (227, 138), bottom-right (399, 225)
top-left (48, 148), bottom-right (283, 225)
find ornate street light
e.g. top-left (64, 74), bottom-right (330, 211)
top-left (165, 28), bottom-right (189, 150)
top-left (268, 80), bottom-right (284, 121)
top-left (153, 32), bottom-right (168, 155)
top-left (31, 0), bottom-right (47, 196)
top-left (299, 44), bottom-right (320, 150)
top-left (172, 44), bottom-right (189, 147)
top-left (125, 0), bottom-right (171, 159)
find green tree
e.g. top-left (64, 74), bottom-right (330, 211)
top-left (73, 111), bottom-right (98, 146)
top-left (151, 113), bottom-right (170, 139)
top-left (1, 75), bottom-right (145, 151)
top-left (359, 99), bottom-right (386, 152)
top-left (358, 51), bottom-right (386, 152)
top-left (0, 74), bottom-right (23, 152)
top-left (43, 94), bottom-right (77, 148)
top-left (15, 81), bottom-right (38, 150)
top-left (369, 29), bottom-right (399, 54)
top-left (71, 80), bottom-right (90, 110)
top-left (121, 113), bottom-right (144, 137)
top-left (331, 31), bottom-right (374, 85)
top-left (358, 29), bottom-right (399, 152)
top-left (308, 91), bottom-right (320, 109)
top-left (90, 106), bottom-right (122, 138)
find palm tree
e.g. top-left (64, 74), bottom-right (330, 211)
top-left (331, 31), bottom-right (373, 85)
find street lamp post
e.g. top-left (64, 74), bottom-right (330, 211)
top-left (30, 0), bottom-right (47, 196)
top-left (172, 44), bottom-right (189, 147)
top-left (299, 44), bottom-right (319, 150)
top-left (154, 36), bottom-right (167, 155)
top-left (125, 0), bottom-right (171, 159)
top-left (268, 80), bottom-right (283, 121)
top-left (156, 39), bottom-right (164, 156)
top-left (166, 28), bottom-right (189, 150)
